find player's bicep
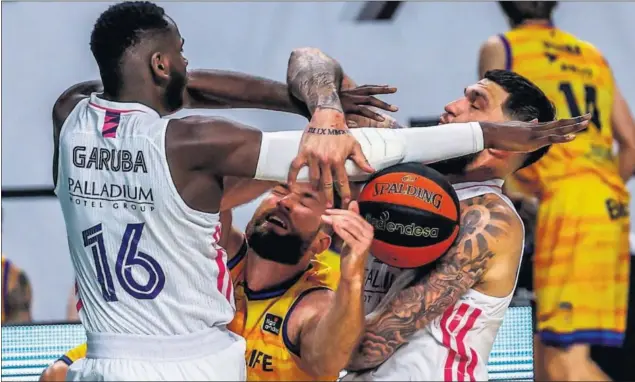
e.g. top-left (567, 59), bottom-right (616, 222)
top-left (380, 197), bottom-right (519, 325)
top-left (611, 86), bottom-right (635, 149)
top-left (288, 290), bottom-right (333, 361)
top-left (168, 116), bottom-right (263, 178)
top-left (478, 36), bottom-right (508, 78)
top-left (220, 177), bottom-right (277, 211)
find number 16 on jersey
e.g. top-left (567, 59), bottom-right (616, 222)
top-left (82, 223), bottom-right (166, 301)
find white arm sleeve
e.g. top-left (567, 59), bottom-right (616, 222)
top-left (254, 122), bottom-right (484, 182)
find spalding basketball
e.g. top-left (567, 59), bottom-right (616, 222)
top-left (358, 163), bottom-right (460, 268)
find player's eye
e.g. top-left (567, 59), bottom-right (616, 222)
top-left (471, 104), bottom-right (480, 110)
top-left (300, 194), bottom-right (315, 207)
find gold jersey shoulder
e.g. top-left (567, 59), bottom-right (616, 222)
top-left (501, 24), bottom-right (624, 194)
top-left (228, 249), bottom-right (340, 381)
top-left (59, 343), bottom-right (87, 365)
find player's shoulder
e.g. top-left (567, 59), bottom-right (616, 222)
top-left (461, 194), bottom-right (523, 234)
top-left (3, 257), bottom-right (26, 279)
top-left (308, 251), bottom-right (340, 288)
top-left (167, 115), bottom-right (256, 145)
top-left (576, 37), bottom-right (603, 54)
top-left (565, 33), bottom-right (610, 66)
top-left (172, 114), bottom-right (232, 126)
top-left (165, 115), bottom-right (228, 152)
top-left (171, 114), bottom-right (252, 129)
top-left (286, 286), bottom-right (334, 331)
top-left (52, 81), bottom-right (100, 126)
top-left (292, 255), bottom-right (339, 306)
top-left (479, 34), bottom-right (507, 54)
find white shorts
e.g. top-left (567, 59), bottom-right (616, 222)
top-left (66, 327), bottom-right (246, 381)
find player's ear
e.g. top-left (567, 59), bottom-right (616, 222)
top-left (487, 148), bottom-right (512, 160)
top-left (150, 52), bottom-right (170, 81)
top-left (313, 233), bottom-right (331, 255)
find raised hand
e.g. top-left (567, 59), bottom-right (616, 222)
top-left (481, 113), bottom-right (591, 152)
top-left (340, 74), bottom-right (401, 129)
top-left (321, 201), bottom-right (373, 281)
top-left (340, 85), bottom-right (398, 122)
top-left (286, 47), bottom-right (399, 207)
top-left (288, 108), bottom-right (374, 208)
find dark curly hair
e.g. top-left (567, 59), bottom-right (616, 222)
top-left (90, 1), bottom-right (171, 96)
top-left (484, 69), bottom-right (556, 169)
top-left (499, 1), bottom-right (558, 27)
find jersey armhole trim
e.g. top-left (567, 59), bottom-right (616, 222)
top-left (228, 239), bottom-right (248, 270)
top-left (498, 34), bottom-right (513, 71)
top-left (281, 286), bottom-right (332, 358)
top-left (57, 355), bottom-right (73, 366)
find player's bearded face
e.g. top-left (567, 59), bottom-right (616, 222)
top-left (164, 67), bottom-right (187, 112)
top-left (247, 211), bottom-right (316, 265)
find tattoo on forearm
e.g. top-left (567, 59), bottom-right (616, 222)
top-left (287, 48), bottom-right (344, 114)
top-left (5, 272), bottom-right (32, 322)
top-left (348, 194), bottom-right (516, 371)
top-left (306, 127), bottom-right (349, 136)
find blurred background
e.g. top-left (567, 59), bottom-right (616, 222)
top-left (2, 1), bottom-right (635, 380)
top-left (3, 0), bottom-right (634, 323)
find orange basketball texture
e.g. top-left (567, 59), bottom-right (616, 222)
top-left (358, 163), bottom-right (461, 268)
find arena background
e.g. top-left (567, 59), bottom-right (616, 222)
top-left (2, 0), bottom-right (635, 325)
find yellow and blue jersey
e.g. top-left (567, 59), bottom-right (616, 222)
top-left (227, 243), bottom-right (340, 381)
top-left (58, 343), bottom-right (87, 366)
top-left (501, 24), bottom-right (629, 347)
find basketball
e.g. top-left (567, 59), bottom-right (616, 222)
top-left (358, 162), bottom-right (461, 268)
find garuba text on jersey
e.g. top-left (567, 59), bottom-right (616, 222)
top-left (72, 146), bottom-right (148, 173)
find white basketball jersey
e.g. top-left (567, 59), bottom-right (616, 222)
top-left (54, 94), bottom-right (234, 335)
top-left (345, 179), bottom-right (524, 381)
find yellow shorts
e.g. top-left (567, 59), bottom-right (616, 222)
top-left (533, 179), bottom-right (630, 348)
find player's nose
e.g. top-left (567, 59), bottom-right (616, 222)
top-left (277, 196), bottom-right (294, 212)
top-left (444, 99), bottom-right (465, 118)
top-left (442, 107), bottom-right (455, 123)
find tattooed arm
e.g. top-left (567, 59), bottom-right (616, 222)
top-left (347, 194), bottom-right (524, 371)
top-left (287, 47), bottom-right (345, 114)
top-left (5, 269), bottom-right (33, 324)
top-left (286, 47), bottom-right (395, 205)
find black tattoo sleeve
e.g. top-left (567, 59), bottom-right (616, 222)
top-left (347, 194), bottom-right (521, 371)
top-left (286, 47), bottom-right (344, 114)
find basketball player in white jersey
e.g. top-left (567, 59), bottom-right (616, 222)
top-left (52, 0), bottom-right (588, 377)
top-left (338, 70), bottom-right (558, 381)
